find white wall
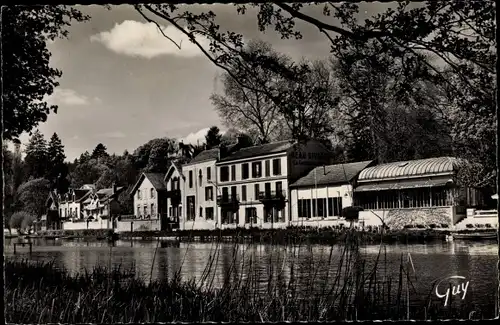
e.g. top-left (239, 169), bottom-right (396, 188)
top-left (290, 184), bottom-right (353, 225)
top-left (62, 219), bottom-right (111, 230)
top-left (116, 219), bottom-right (161, 232)
top-left (133, 176), bottom-right (159, 218)
top-left (358, 207), bottom-right (454, 228)
top-left (181, 159), bottom-right (218, 230)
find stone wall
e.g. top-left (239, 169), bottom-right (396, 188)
top-left (62, 220), bottom-right (111, 230)
top-left (359, 207), bottom-right (453, 229)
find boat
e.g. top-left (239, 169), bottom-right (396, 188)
top-left (452, 232), bottom-right (497, 240)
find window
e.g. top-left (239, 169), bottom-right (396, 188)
top-left (206, 207), bottom-right (214, 220)
top-left (242, 163), bottom-right (249, 179)
top-left (265, 160), bottom-right (270, 177)
top-left (245, 207), bottom-right (257, 224)
top-left (189, 171), bottom-right (193, 188)
top-left (60, 209), bottom-right (62, 218)
top-left (314, 198), bottom-right (326, 218)
top-left (231, 186), bottom-right (237, 200)
top-left (143, 205), bottom-right (148, 216)
top-left (220, 166), bottom-right (230, 182)
top-left (205, 187), bottom-right (214, 201)
top-left (199, 170), bottom-right (203, 187)
top-left (273, 159), bottom-right (281, 175)
top-left (207, 167), bottom-right (211, 181)
top-left (70, 208), bottom-right (73, 216)
top-left (265, 182), bottom-right (271, 197)
top-left (187, 196), bottom-right (195, 220)
top-left (241, 185), bottom-right (247, 201)
top-left (151, 203), bottom-right (156, 216)
top-left (231, 165), bottom-right (236, 181)
top-left (65, 208), bottom-right (67, 217)
top-left (150, 188), bottom-right (155, 198)
top-left (276, 181), bottom-right (283, 196)
top-left (252, 161), bottom-right (262, 178)
top-left (328, 197), bottom-right (343, 217)
top-left (222, 187), bottom-right (229, 200)
top-left (254, 184), bottom-right (260, 201)
top-left (199, 207), bottom-right (203, 217)
top-left (298, 199), bottom-right (312, 219)
top-left (138, 190), bottom-right (141, 199)
top-left (169, 207), bottom-right (172, 217)
top-left (171, 179), bottom-right (175, 191)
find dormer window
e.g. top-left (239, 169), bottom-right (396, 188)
top-left (150, 188), bottom-right (155, 199)
top-left (138, 189), bottom-right (141, 199)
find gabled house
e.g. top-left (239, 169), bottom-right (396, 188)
top-left (129, 173), bottom-right (169, 222)
top-left (44, 190), bottom-right (61, 230)
top-left (81, 184), bottom-right (124, 222)
top-left (59, 187), bottom-right (93, 221)
top-left (164, 161), bottom-right (185, 229)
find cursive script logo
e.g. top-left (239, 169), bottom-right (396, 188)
top-left (435, 275), bottom-right (470, 307)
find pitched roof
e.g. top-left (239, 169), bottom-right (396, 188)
top-left (143, 173), bottom-right (167, 190)
top-left (73, 189), bottom-right (92, 202)
top-left (219, 140), bottom-right (295, 163)
top-left (187, 148), bottom-right (220, 165)
top-left (96, 186), bottom-right (125, 201)
top-left (290, 160), bottom-right (375, 188)
top-left (358, 157), bottom-right (459, 182)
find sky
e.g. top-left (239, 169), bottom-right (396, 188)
top-left (9, 3), bottom-right (398, 161)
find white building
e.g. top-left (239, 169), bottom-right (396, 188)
top-left (129, 172), bottom-right (169, 219)
top-left (179, 148), bottom-right (219, 230)
top-left (164, 161), bottom-right (185, 228)
top-left (289, 160), bottom-right (374, 227)
top-left (214, 139), bottom-right (332, 229)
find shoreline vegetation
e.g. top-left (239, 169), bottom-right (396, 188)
top-left (6, 226), bottom-right (498, 244)
top-left (5, 230), bottom-right (494, 322)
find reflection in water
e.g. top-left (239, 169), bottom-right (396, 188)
top-left (4, 238), bottom-right (498, 313)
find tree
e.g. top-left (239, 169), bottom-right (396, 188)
top-left (136, 2), bottom-right (494, 146)
top-left (9, 211), bottom-right (36, 234)
top-left (47, 132), bottom-right (66, 180)
top-left (15, 178), bottom-right (51, 219)
top-left (24, 130), bottom-right (48, 179)
top-left (70, 159), bottom-right (109, 189)
top-left (91, 143), bottom-right (109, 161)
top-left (78, 151), bottom-right (91, 164)
top-left (210, 40), bottom-right (289, 143)
top-left (204, 126), bottom-right (223, 149)
top-left (132, 138), bottom-right (176, 172)
top-left (2, 6), bottom-right (89, 140)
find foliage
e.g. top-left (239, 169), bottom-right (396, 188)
top-left (70, 159), bottom-right (109, 189)
top-left (9, 211), bottom-right (36, 232)
top-left (204, 126), bottom-right (222, 149)
top-left (132, 138), bottom-right (176, 173)
top-left (23, 130), bottom-right (48, 179)
top-left (15, 178), bottom-right (52, 218)
top-left (91, 143), bottom-right (109, 161)
top-left (2, 6), bottom-right (89, 140)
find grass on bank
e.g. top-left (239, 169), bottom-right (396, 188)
top-left (5, 229), bottom-right (491, 323)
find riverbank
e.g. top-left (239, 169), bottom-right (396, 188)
top-left (26, 227), bottom-right (498, 245)
top-left (5, 252), bottom-right (488, 322)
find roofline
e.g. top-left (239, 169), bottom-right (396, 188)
top-left (290, 180), bottom-right (353, 188)
top-left (165, 161), bottom-right (185, 182)
top-left (357, 171), bottom-right (455, 183)
top-left (129, 173), bottom-right (147, 196)
top-left (217, 150), bottom-right (288, 165)
top-left (183, 157), bottom-right (218, 167)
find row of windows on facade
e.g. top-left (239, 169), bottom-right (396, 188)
top-left (185, 206), bottom-right (286, 224)
top-left (219, 159), bottom-right (282, 183)
top-left (353, 188), bottom-right (453, 210)
top-left (201, 181), bottom-right (285, 202)
top-left (186, 159), bottom-right (282, 188)
top-left (60, 207), bottom-right (105, 218)
top-left (137, 203), bottom-right (157, 217)
top-left (137, 188), bottom-right (156, 200)
top-left (297, 197), bottom-right (343, 218)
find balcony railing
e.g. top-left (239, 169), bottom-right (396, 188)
top-left (258, 190), bottom-right (286, 201)
top-left (217, 194), bottom-right (240, 206)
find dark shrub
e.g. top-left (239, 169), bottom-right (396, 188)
top-left (429, 224), bottom-right (437, 229)
top-left (465, 224), bottom-right (474, 228)
top-left (416, 224), bottom-right (426, 229)
top-left (403, 225), bottom-right (413, 229)
top-left (475, 224), bottom-right (484, 228)
top-left (441, 224), bottom-right (449, 228)
top-left (485, 223), bottom-right (492, 228)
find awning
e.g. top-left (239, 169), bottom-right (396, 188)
top-left (354, 178), bottom-right (452, 192)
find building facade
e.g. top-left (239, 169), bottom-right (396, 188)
top-left (289, 161), bottom-right (374, 227)
top-left (164, 162), bottom-right (184, 229)
top-left (179, 149), bottom-right (219, 230)
top-left (354, 157), bottom-right (484, 229)
top-left (213, 139), bottom-right (332, 229)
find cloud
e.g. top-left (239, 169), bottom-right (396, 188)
top-left (46, 88), bottom-right (90, 106)
top-left (100, 131), bottom-right (126, 138)
top-left (90, 20), bottom-right (210, 59)
top-left (179, 127), bottom-right (226, 145)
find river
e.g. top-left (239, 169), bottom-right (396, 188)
top-left (4, 238), bottom-right (499, 319)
